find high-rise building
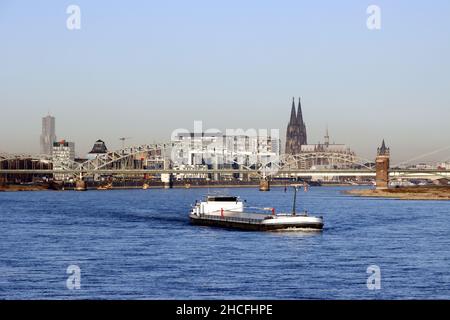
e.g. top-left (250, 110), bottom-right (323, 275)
top-left (40, 115), bottom-right (56, 155)
top-left (285, 97), bottom-right (307, 155)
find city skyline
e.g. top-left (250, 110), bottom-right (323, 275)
top-left (0, 96), bottom-right (448, 165)
top-left (1, 1), bottom-right (450, 164)
top-left (11, 102), bottom-right (446, 166)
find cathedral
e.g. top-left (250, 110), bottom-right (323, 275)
top-left (285, 97), bottom-right (307, 155)
top-left (284, 97), bottom-right (356, 170)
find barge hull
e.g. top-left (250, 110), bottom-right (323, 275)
top-left (189, 217), bottom-right (323, 231)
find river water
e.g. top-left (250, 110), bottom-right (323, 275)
top-left (0, 186), bottom-right (449, 299)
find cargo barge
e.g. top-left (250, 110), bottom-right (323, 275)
top-left (189, 191), bottom-right (324, 231)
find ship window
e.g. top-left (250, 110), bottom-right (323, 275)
top-left (207, 196), bottom-right (238, 202)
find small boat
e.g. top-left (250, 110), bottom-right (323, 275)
top-left (189, 188), bottom-right (324, 231)
top-left (143, 183), bottom-right (150, 190)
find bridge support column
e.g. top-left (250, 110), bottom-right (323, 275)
top-left (161, 173), bottom-right (173, 189)
top-left (164, 179), bottom-right (173, 189)
top-left (375, 140), bottom-right (390, 190)
top-left (75, 180), bottom-right (87, 191)
top-left (259, 179), bottom-right (270, 192)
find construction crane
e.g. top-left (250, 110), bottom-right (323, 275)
top-left (119, 137), bottom-right (132, 149)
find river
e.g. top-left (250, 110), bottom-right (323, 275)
top-left (0, 186), bottom-right (449, 299)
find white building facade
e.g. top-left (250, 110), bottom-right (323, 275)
top-left (52, 140), bottom-right (75, 181)
top-left (171, 132), bottom-right (280, 180)
top-left (438, 162), bottom-right (450, 170)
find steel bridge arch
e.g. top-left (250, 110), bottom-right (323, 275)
top-left (75, 144), bottom-right (271, 178)
top-left (1, 149), bottom-right (378, 179)
top-left (278, 152), bottom-right (375, 171)
top-left (35, 144), bottom-right (173, 179)
top-left (0, 153), bottom-right (52, 162)
top-left (75, 143), bottom-right (171, 172)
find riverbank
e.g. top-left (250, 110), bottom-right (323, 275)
top-left (345, 186), bottom-right (450, 200)
top-left (0, 181), bottom-right (324, 192)
top-left (0, 184), bottom-right (49, 192)
top-left (1, 182), bottom-right (367, 192)
top-left (1, 182), bottom-right (293, 192)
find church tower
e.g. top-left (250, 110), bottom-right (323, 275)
top-left (285, 97), bottom-right (307, 155)
top-left (376, 139), bottom-right (390, 189)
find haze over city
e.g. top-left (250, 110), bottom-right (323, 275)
top-left (1, 0), bottom-right (449, 164)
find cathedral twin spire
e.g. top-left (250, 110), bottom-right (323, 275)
top-left (289, 97), bottom-right (304, 125)
top-left (297, 97), bottom-right (304, 125)
top-left (285, 97), bottom-right (308, 155)
top-left (290, 97), bottom-right (297, 123)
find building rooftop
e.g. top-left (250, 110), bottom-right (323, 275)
top-left (89, 139), bottom-right (108, 154)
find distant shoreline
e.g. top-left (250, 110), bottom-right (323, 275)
top-left (345, 186), bottom-right (450, 200)
top-left (0, 183), bottom-right (291, 192)
top-left (0, 182), bottom-right (359, 192)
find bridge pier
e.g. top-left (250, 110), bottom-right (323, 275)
top-left (259, 179), bottom-right (270, 192)
top-left (164, 181), bottom-right (173, 189)
top-left (75, 180), bottom-right (87, 191)
top-left (161, 173), bottom-right (173, 189)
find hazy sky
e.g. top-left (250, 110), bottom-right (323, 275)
top-left (0, 0), bottom-right (449, 164)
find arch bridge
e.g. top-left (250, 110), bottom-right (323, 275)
top-left (1, 147), bottom-right (449, 180)
top-left (1, 147), bottom-right (376, 178)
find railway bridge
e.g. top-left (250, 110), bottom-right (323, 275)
top-left (1, 142), bottom-right (449, 190)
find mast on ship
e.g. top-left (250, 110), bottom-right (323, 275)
top-left (292, 185), bottom-right (299, 216)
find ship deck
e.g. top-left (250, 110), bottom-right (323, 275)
top-left (192, 211), bottom-right (270, 224)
